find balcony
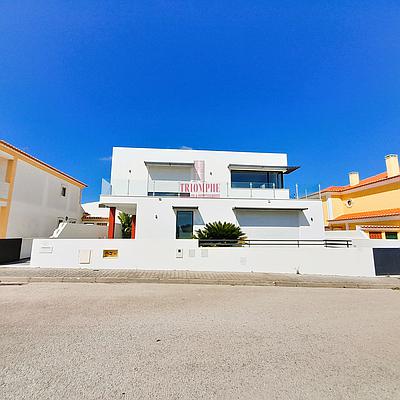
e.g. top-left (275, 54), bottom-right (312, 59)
top-left (101, 179), bottom-right (290, 200)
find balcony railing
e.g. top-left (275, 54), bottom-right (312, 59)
top-left (199, 239), bottom-right (352, 248)
top-left (101, 179), bottom-right (291, 200)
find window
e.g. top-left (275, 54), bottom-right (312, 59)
top-left (231, 170), bottom-right (283, 189)
top-left (385, 232), bottom-right (398, 240)
top-left (176, 210), bottom-right (194, 239)
top-left (345, 199), bottom-right (353, 208)
top-left (61, 186), bottom-right (67, 197)
top-left (369, 232), bottom-right (382, 239)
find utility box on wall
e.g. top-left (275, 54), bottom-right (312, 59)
top-left (79, 249), bottom-right (92, 264)
top-left (176, 248), bottom-right (183, 258)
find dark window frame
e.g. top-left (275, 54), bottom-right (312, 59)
top-left (230, 170), bottom-right (284, 189)
top-left (176, 210), bottom-right (194, 239)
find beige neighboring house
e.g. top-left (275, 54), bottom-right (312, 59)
top-left (0, 140), bottom-right (86, 239)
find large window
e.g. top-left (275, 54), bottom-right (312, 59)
top-left (176, 210), bottom-right (194, 239)
top-left (231, 170), bottom-right (284, 189)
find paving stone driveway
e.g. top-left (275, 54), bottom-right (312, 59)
top-left (1, 266), bottom-right (399, 289)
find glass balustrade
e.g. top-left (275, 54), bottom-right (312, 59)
top-left (100, 178), bottom-right (294, 199)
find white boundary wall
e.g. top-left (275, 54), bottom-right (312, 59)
top-left (31, 239), bottom-right (376, 277)
top-left (51, 223), bottom-right (107, 239)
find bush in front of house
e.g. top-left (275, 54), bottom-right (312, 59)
top-left (195, 221), bottom-right (247, 246)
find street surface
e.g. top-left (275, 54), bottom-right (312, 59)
top-left (1, 283), bottom-right (400, 399)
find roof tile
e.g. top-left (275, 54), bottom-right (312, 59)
top-left (330, 208), bottom-right (400, 221)
top-left (322, 172), bottom-right (391, 193)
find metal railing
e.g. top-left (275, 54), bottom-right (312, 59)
top-left (291, 184), bottom-right (322, 199)
top-left (198, 239), bottom-right (352, 248)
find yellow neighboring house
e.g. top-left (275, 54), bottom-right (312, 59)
top-left (318, 154), bottom-right (400, 239)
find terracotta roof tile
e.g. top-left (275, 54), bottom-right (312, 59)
top-left (322, 172), bottom-right (391, 193)
top-left (330, 208), bottom-right (400, 221)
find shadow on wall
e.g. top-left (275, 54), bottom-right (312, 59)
top-left (235, 210), bottom-right (309, 228)
top-left (193, 210), bottom-right (205, 226)
top-left (148, 166), bottom-right (198, 181)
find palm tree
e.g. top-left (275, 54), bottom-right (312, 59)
top-left (195, 221), bottom-right (247, 246)
top-left (118, 212), bottom-right (132, 239)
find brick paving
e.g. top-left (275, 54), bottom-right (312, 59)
top-left (0, 266), bottom-right (399, 289)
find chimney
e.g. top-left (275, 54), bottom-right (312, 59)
top-left (385, 154), bottom-right (400, 178)
top-left (348, 171), bottom-right (360, 186)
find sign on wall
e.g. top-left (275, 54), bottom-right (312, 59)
top-left (179, 182), bottom-right (221, 198)
top-left (103, 249), bottom-right (118, 258)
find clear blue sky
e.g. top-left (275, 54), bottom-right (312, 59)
top-left (1, 1), bottom-right (399, 202)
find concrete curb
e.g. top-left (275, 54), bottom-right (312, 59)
top-left (1, 275), bottom-right (399, 290)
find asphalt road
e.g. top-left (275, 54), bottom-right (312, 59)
top-left (1, 283), bottom-right (400, 400)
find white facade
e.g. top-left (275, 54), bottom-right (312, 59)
top-left (100, 147), bottom-right (325, 241)
top-left (0, 141), bottom-right (85, 239)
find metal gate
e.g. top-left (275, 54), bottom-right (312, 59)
top-left (373, 248), bottom-right (400, 275)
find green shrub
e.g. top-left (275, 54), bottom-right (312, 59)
top-left (118, 212), bottom-right (132, 239)
top-left (195, 221), bottom-right (246, 246)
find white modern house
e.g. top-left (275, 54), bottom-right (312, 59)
top-left (31, 146), bottom-right (400, 276)
top-left (100, 147), bottom-right (325, 241)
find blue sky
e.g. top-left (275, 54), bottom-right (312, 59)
top-left (1, 1), bottom-right (399, 202)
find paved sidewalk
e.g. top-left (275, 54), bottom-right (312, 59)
top-left (0, 266), bottom-right (399, 289)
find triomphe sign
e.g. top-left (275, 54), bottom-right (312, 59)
top-left (179, 182), bottom-right (221, 198)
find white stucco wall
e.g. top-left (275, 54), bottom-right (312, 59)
top-left (30, 238), bottom-right (376, 277)
top-left (104, 196), bottom-right (324, 241)
top-left (109, 147), bottom-right (290, 199)
top-left (6, 159), bottom-right (83, 238)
